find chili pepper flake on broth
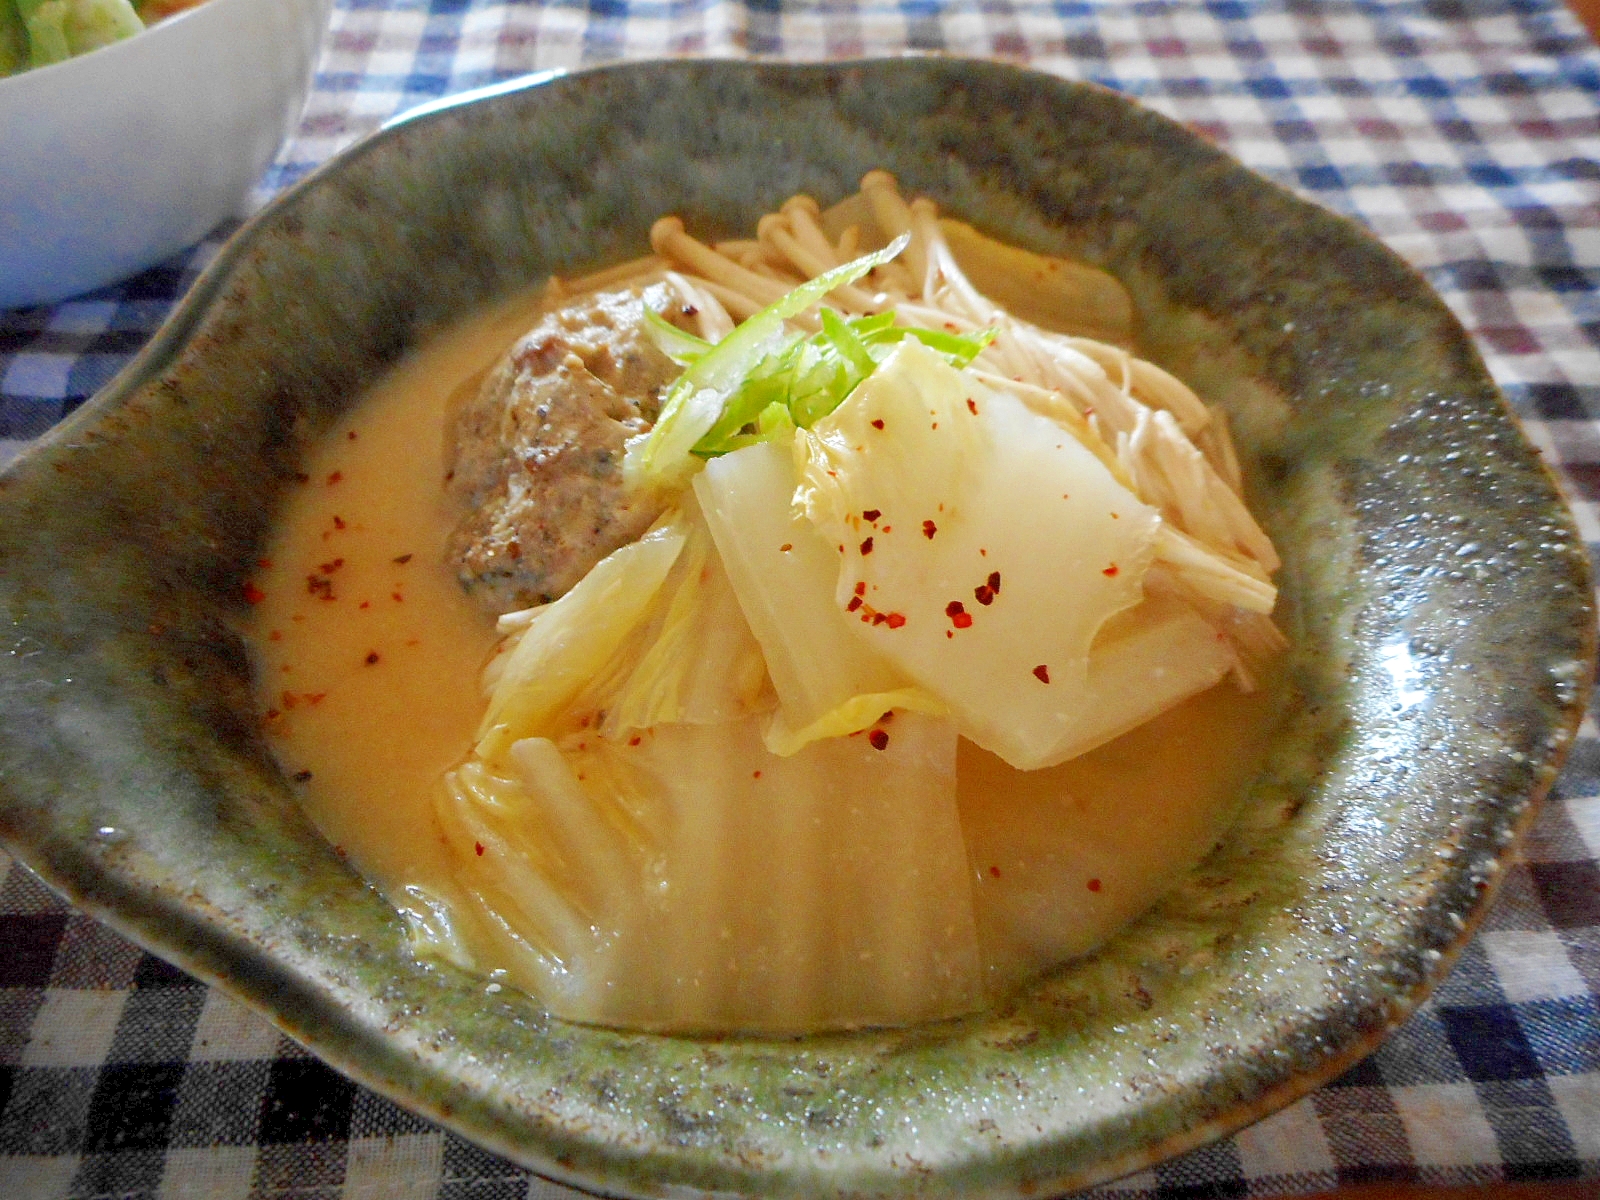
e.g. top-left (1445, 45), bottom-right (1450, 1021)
top-left (249, 172), bottom-right (1288, 1036)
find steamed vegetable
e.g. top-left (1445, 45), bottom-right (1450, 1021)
top-left (793, 338), bottom-right (1231, 770)
top-left (1, 0), bottom-right (202, 75)
top-left (474, 518), bottom-right (688, 762)
top-left (442, 713), bottom-right (978, 1033)
top-left (693, 439), bottom-right (946, 754)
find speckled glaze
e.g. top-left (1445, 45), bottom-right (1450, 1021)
top-left (0, 59), bottom-right (1592, 1199)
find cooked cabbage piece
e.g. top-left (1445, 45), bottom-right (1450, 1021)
top-left (693, 439), bottom-right (945, 754)
top-left (444, 706), bottom-right (978, 1033)
top-left (796, 339), bottom-right (1231, 770)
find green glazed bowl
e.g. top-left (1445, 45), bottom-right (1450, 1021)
top-left (0, 58), bottom-right (1592, 1198)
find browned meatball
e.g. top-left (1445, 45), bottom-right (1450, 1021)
top-left (446, 282), bottom-right (693, 613)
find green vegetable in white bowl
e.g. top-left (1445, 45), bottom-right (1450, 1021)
top-left (0, 0), bottom-right (204, 76)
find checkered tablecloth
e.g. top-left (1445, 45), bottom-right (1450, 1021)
top-left (3, 2), bottom-right (1599, 1197)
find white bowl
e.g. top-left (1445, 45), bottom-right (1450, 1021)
top-left (0, 0), bottom-right (332, 310)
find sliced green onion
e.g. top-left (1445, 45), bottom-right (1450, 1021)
top-left (625, 235), bottom-right (910, 489)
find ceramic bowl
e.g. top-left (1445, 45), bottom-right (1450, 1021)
top-left (0, 0), bottom-right (332, 310)
top-left (0, 59), bottom-right (1592, 1199)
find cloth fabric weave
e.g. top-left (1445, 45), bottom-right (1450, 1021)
top-left (2, 1), bottom-right (1598, 1196)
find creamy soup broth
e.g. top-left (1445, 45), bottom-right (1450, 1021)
top-left (249, 282), bottom-right (1285, 1009)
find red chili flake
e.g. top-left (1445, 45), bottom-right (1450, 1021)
top-left (931, 422), bottom-right (939, 430)
top-left (860, 537), bottom-right (874, 556)
top-left (885, 612), bottom-right (906, 629)
top-left (1033, 664), bottom-right (1051, 684)
top-left (753, 769), bottom-right (763, 779)
top-left (945, 600), bottom-right (973, 629)
top-left (879, 711), bottom-right (894, 724)
top-left (974, 584), bottom-right (995, 606)
top-left (364, 651), bottom-right (380, 665)
top-left (332, 515), bottom-right (346, 529)
top-left (946, 630), bottom-right (955, 639)
top-left (854, 581), bottom-right (867, 597)
top-left (629, 735), bottom-right (642, 747)
top-left (847, 595), bottom-right (864, 612)
top-left (1102, 564), bottom-right (1120, 577)
top-left (988, 865), bottom-right (1002, 879)
top-left (870, 418), bottom-right (885, 430)
top-left (318, 558), bottom-right (344, 575)
top-left (779, 543), bottom-right (793, 553)
top-left (862, 509), bottom-right (881, 523)
top-left (838, 544), bottom-right (845, 554)
top-left (293, 769), bottom-right (313, 783)
top-left (393, 553), bottom-right (413, 564)
top-left (475, 842), bottom-right (485, 857)
top-left (979, 547), bottom-right (987, 557)
top-left (922, 520), bottom-right (937, 539)
top-left (392, 592), bottom-right (404, 603)
top-left (268, 630), bottom-right (282, 641)
top-left (966, 398), bottom-right (979, 415)
top-left (305, 693), bottom-right (326, 706)
top-left (868, 729), bottom-right (890, 751)
top-left (306, 575), bottom-right (335, 601)
top-left (1087, 878), bottom-right (1102, 893)
top-left (359, 601), bottom-right (370, 610)
top-left (281, 691), bottom-right (299, 710)
top-left (1110, 512), bottom-right (1119, 519)
top-left (872, 612), bottom-right (889, 625)
top-left (327, 471), bottom-right (343, 485)
top-left (346, 430), bottom-right (358, 441)
top-left (242, 581), bottom-right (266, 605)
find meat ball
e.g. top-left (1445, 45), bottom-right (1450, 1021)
top-left (446, 282), bottom-right (694, 613)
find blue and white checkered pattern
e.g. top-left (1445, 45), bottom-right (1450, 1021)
top-left (3, 1), bottom-right (1598, 1196)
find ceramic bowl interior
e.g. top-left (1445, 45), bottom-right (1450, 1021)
top-left (0, 0), bottom-right (332, 309)
top-left (0, 59), bottom-right (1592, 1200)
